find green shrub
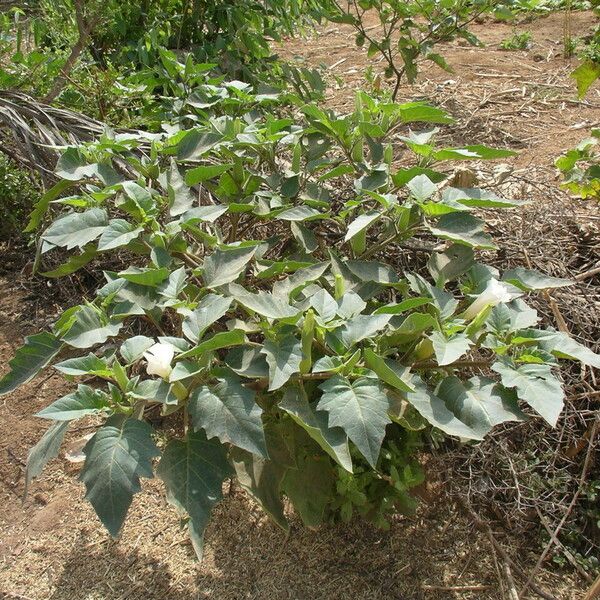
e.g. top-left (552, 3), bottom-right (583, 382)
top-left (2, 86), bottom-right (598, 555)
top-left (0, 153), bottom-right (39, 241)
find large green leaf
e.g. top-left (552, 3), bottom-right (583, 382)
top-left (402, 375), bottom-right (483, 439)
top-left (98, 219), bottom-right (143, 251)
top-left (492, 360), bottom-right (564, 426)
top-left (430, 331), bottom-right (471, 366)
top-left (280, 387), bottom-right (352, 472)
top-left (156, 430), bottom-right (232, 559)
top-left (0, 332), bottom-right (62, 396)
top-left (118, 267), bottom-right (171, 287)
top-left (547, 332), bottom-right (600, 368)
top-left (233, 287), bottom-right (300, 320)
top-left (436, 376), bottom-right (526, 438)
top-left (25, 421), bottom-right (69, 495)
top-left (337, 314), bottom-right (391, 348)
top-left (345, 210), bottom-right (380, 242)
top-left (182, 294), bottom-right (232, 343)
top-left (80, 415), bottom-right (159, 537)
top-left (281, 453), bottom-right (334, 527)
top-left (427, 244), bottom-right (474, 286)
top-left (189, 375), bottom-right (267, 457)
top-left (317, 376), bottom-right (390, 468)
top-left (61, 305), bottom-right (123, 349)
top-left (177, 329), bottom-right (245, 359)
top-left (261, 335), bottom-right (303, 391)
top-left (42, 208), bottom-right (108, 250)
top-left (231, 448), bottom-right (288, 530)
top-left (429, 213), bottom-right (495, 249)
top-left (185, 164), bottom-right (233, 185)
top-left (167, 159), bottom-right (195, 217)
top-left (501, 267), bottom-right (572, 291)
top-left (203, 246), bottom-right (256, 288)
top-left (37, 384), bottom-right (110, 421)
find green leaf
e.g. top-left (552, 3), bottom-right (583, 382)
top-left (402, 376), bottom-right (483, 439)
top-left (61, 305), bottom-right (122, 349)
top-left (42, 208), bottom-right (108, 250)
top-left (392, 167), bottom-right (446, 187)
top-left (277, 206), bottom-right (322, 221)
top-left (281, 453), bottom-right (334, 527)
top-left (178, 330), bottom-right (245, 359)
top-left (37, 384), bottom-right (110, 420)
top-left (177, 130), bottom-right (222, 160)
top-left (25, 421), bottom-right (69, 496)
top-left (167, 159), bottom-right (195, 217)
top-left (182, 295), bottom-right (233, 343)
top-left (280, 386), bottom-right (353, 472)
top-left (185, 164), bottom-right (233, 185)
top-left (233, 288), bottom-right (300, 320)
top-left (429, 213), bottom-right (495, 249)
top-left (443, 187), bottom-right (524, 209)
top-left (80, 415), bottom-right (159, 537)
top-left (26, 179), bottom-right (75, 232)
top-left (382, 312), bottom-right (437, 348)
top-left (231, 448), bottom-right (288, 530)
top-left (337, 314), bottom-right (391, 348)
top-left (309, 288), bottom-right (338, 322)
top-left (434, 145), bottom-right (516, 161)
top-left (317, 376), bottom-right (390, 468)
top-left (501, 267), bottom-right (572, 291)
top-left (407, 174), bottom-right (437, 201)
top-left (120, 336), bottom-right (155, 364)
top-left (131, 379), bottom-right (179, 405)
top-left (203, 246), bottom-right (256, 288)
top-left (492, 360), bottom-right (564, 426)
top-left (261, 335), bottom-right (303, 391)
top-left (436, 376), bottom-right (525, 438)
top-left (428, 244), bottom-right (474, 286)
top-left (225, 346), bottom-right (269, 378)
top-left (41, 244), bottom-right (97, 278)
top-left (118, 267), bottom-right (171, 287)
top-left (396, 102), bottom-right (453, 124)
top-left (430, 332), bottom-right (471, 366)
top-left (189, 375), bottom-right (267, 457)
top-left (98, 220), bottom-right (143, 251)
top-left (156, 430), bottom-right (232, 560)
top-left (364, 349), bottom-right (414, 393)
top-left (571, 61), bottom-right (600, 98)
top-left (0, 332), bottom-right (62, 396)
top-left (345, 210), bottom-right (380, 242)
top-left (374, 298), bottom-right (431, 315)
top-left (548, 332), bottom-right (600, 368)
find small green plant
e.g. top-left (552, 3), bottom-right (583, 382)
top-left (324, 0), bottom-right (493, 100)
top-left (556, 129), bottom-right (600, 200)
top-left (500, 30), bottom-right (533, 50)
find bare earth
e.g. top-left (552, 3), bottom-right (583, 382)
top-left (1, 10), bottom-right (599, 600)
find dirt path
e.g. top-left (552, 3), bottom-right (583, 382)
top-left (1, 10), bottom-right (598, 600)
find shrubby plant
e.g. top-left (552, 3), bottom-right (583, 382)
top-left (2, 86), bottom-right (599, 558)
top-left (324, 0), bottom-right (493, 99)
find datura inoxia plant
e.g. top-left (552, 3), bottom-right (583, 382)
top-left (2, 89), bottom-right (598, 558)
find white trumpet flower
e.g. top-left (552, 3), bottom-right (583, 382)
top-left (462, 278), bottom-right (516, 320)
top-left (143, 342), bottom-right (176, 379)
